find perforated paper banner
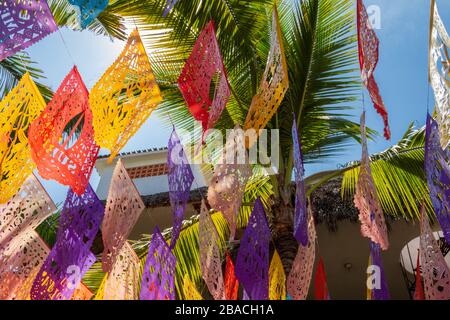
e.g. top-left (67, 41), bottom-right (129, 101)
top-left (292, 118), bottom-right (308, 246)
top-left (163, 0), bottom-right (178, 17)
top-left (168, 128), bottom-right (194, 249)
top-left (30, 185), bottom-right (104, 300)
top-left (419, 205), bottom-right (450, 300)
top-left (243, 6), bottom-right (289, 141)
top-left (103, 242), bottom-right (140, 300)
top-left (314, 257), bottom-right (330, 300)
top-left (0, 0), bottom-right (57, 61)
top-left (140, 226), bottom-right (176, 300)
top-left (357, 0), bottom-right (390, 140)
top-left (224, 252), bottom-right (238, 300)
top-left (429, 2), bottom-right (450, 148)
top-left (0, 73), bottom-right (47, 203)
top-left (68, 0), bottom-right (108, 29)
top-left (368, 241), bottom-right (389, 300)
top-left (71, 282), bottom-right (93, 300)
top-left (414, 250), bottom-right (425, 300)
top-left (0, 174), bottom-right (56, 248)
top-left (182, 275), bottom-right (203, 300)
top-left (29, 66), bottom-right (100, 195)
top-left (269, 251), bottom-right (286, 300)
top-left (102, 159), bottom-right (145, 273)
top-left (178, 21), bottom-right (230, 136)
top-left (207, 125), bottom-right (252, 239)
top-left (425, 115), bottom-right (450, 243)
top-left (235, 197), bottom-right (270, 300)
top-left (0, 231), bottom-right (49, 300)
top-left (90, 29), bottom-right (162, 162)
top-left (199, 200), bottom-right (225, 300)
top-left (287, 207), bottom-right (316, 300)
top-left (354, 112), bottom-right (389, 250)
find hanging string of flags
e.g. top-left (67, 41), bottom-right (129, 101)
top-left (0, 0), bottom-right (449, 301)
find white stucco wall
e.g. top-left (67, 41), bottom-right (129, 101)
top-left (95, 149), bottom-right (206, 200)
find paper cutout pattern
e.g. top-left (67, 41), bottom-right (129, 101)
top-left (235, 197), bottom-right (270, 300)
top-left (182, 275), bottom-right (203, 300)
top-left (314, 257), bottom-right (330, 300)
top-left (243, 7), bottom-right (289, 139)
top-left (414, 250), bottom-right (425, 300)
top-left (0, 231), bottom-right (49, 300)
top-left (90, 29), bottom-right (162, 162)
top-left (269, 251), bottom-right (286, 300)
top-left (68, 0), bottom-right (109, 29)
top-left (419, 205), bottom-right (450, 300)
top-left (30, 185), bottom-right (104, 300)
top-left (178, 21), bottom-right (230, 136)
top-left (102, 159), bottom-right (144, 273)
top-left (287, 207), bottom-right (316, 300)
top-left (0, 174), bottom-right (56, 248)
top-left (0, 0), bottom-right (57, 61)
top-left (429, 3), bottom-right (450, 148)
top-left (224, 252), bottom-right (238, 300)
top-left (207, 125), bottom-right (252, 239)
top-left (71, 282), bottom-right (93, 300)
top-left (357, 0), bottom-right (390, 139)
top-left (292, 118), bottom-right (308, 246)
top-left (163, 0), bottom-right (178, 17)
top-left (199, 200), bottom-right (225, 300)
top-left (103, 242), bottom-right (140, 300)
top-left (354, 112), bottom-right (389, 250)
top-left (29, 66), bottom-right (99, 195)
top-left (425, 114), bottom-right (450, 243)
top-left (0, 73), bottom-right (47, 203)
top-left (140, 226), bottom-right (176, 300)
top-left (168, 128), bottom-right (194, 248)
top-left (368, 241), bottom-right (389, 300)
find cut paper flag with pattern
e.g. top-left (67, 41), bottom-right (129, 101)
top-left (30, 185), bottom-right (104, 300)
top-left (178, 21), bottom-right (230, 139)
top-left (357, 0), bottom-right (390, 140)
top-left (367, 241), bottom-right (389, 300)
top-left (235, 197), bottom-right (270, 300)
top-left (102, 242), bottom-right (140, 300)
top-left (424, 114), bottom-right (450, 243)
top-left (0, 231), bottom-right (49, 300)
top-left (0, 0), bottom-right (58, 61)
top-left (287, 206), bottom-right (316, 300)
top-left (292, 118), bottom-right (308, 246)
top-left (140, 226), bottom-right (176, 300)
top-left (314, 257), bottom-right (330, 300)
top-left (419, 204), bottom-right (450, 300)
top-left (0, 73), bottom-right (47, 203)
top-left (354, 112), bottom-right (389, 250)
top-left (102, 159), bottom-right (145, 273)
top-left (0, 174), bottom-right (56, 248)
top-left (163, 0), bottom-right (178, 17)
top-left (90, 29), bottom-right (162, 162)
top-left (168, 128), bottom-right (194, 249)
top-left (68, 0), bottom-right (109, 29)
top-left (182, 275), bottom-right (203, 300)
top-left (429, 1), bottom-right (450, 148)
top-left (199, 200), bottom-right (225, 300)
top-left (71, 282), bottom-right (93, 300)
top-left (29, 66), bottom-right (100, 195)
top-left (414, 250), bottom-right (425, 300)
top-left (269, 251), bottom-right (286, 300)
top-left (224, 252), bottom-right (238, 300)
top-left (207, 125), bottom-right (252, 240)
top-left (243, 6), bottom-right (289, 144)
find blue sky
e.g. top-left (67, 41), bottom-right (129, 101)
top-left (25, 0), bottom-right (450, 204)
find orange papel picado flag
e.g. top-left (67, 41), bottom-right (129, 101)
top-left (90, 28), bottom-right (162, 162)
top-left (0, 73), bottom-right (47, 203)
